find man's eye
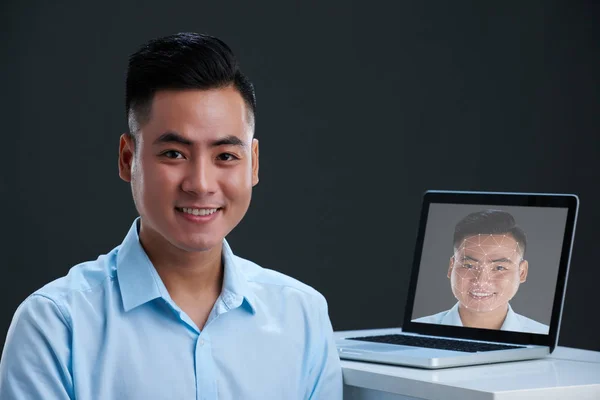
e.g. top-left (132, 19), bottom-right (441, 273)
top-left (462, 264), bottom-right (474, 269)
top-left (495, 265), bottom-right (507, 271)
top-left (217, 153), bottom-right (239, 161)
top-left (162, 150), bottom-right (183, 159)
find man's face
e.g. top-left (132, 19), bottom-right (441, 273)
top-left (118, 87), bottom-right (259, 253)
top-left (448, 234), bottom-right (528, 313)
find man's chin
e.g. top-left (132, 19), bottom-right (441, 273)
top-left (458, 300), bottom-right (506, 314)
top-left (176, 239), bottom-right (223, 253)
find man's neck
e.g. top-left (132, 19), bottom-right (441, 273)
top-left (458, 303), bottom-right (508, 330)
top-left (151, 247), bottom-right (224, 301)
top-left (138, 229), bottom-right (224, 330)
top-left (138, 226), bottom-right (224, 300)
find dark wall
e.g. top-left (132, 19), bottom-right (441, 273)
top-left (2, 1), bottom-right (599, 353)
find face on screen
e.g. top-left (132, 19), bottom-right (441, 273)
top-left (448, 234), bottom-right (529, 313)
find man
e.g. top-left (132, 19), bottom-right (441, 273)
top-left (0, 32), bottom-right (342, 399)
top-left (414, 209), bottom-right (548, 334)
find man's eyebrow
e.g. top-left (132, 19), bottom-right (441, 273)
top-left (153, 132), bottom-right (193, 146)
top-left (210, 135), bottom-right (248, 149)
top-left (152, 133), bottom-right (247, 149)
top-left (491, 257), bottom-right (515, 264)
top-left (461, 256), bottom-right (480, 262)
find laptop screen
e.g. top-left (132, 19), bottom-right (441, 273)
top-left (410, 202), bottom-right (570, 336)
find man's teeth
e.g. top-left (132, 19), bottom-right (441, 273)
top-left (470, 292), bottom-right (493, 297)
top-left (181, 208), bottom-right (218, 216)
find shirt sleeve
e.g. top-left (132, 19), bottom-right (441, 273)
top-left (305, 295), bottom-right (343, 400)
top-left (0, 294), bottom-right (74, 399)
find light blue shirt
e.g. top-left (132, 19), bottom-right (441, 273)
top-left (413, 302), bottom-right (549, 334)
top-left (0, 219), bottom-right (342, 400)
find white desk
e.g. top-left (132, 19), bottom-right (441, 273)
top-left (335, 328), bottom-right (600, 400)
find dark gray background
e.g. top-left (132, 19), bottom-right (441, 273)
top-left (2, 1), bottom-right (599, 353)
top-left (412, 203), bottom-right (568, 326)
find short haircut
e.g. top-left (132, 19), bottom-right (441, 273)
top-left (453, 209), bottom-right (527, 256)
top-left (125, 32), bottom-right (256, 137)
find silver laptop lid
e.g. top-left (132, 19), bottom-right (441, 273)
top-left (403, 190), bottom-right (579, 351)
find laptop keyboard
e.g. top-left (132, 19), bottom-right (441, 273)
top-left (347, 334), bottom-right (525, 353)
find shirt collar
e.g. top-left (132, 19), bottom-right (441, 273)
top-left (442, 302), bottom-right (522, 331)
top-left (220, 239), bottom-right (256, 314)
top-left (116, 218), bottom-right (256, 314)
top-left (499, 303), bottom-right (522, 331)
top-left (440, 302), bottom-right (464, 326)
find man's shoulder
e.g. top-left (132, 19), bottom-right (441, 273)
top-left (9, 248), bottom-right (119, 333)
top-left (33, 249), bottom-right (119, 303)
top-left (412, 310), bottom-right (447, 324)
top-left (233, 255), bottom-right (326, 306)
top-left (513, 312), bottom-right (549, 334)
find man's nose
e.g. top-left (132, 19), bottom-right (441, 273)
top-left (474, 264), bottom-right (492, 281)
top-left (181, 159), bottom-right (217, 194)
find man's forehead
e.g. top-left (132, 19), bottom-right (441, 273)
top-left (460, 245), bottom-right (521, 257)
top-left (460, 234), bottom-right (518, 247)
top-left (457, 234), bottom-right (523, 258)
top-left (143, 88), bottom-right (253, 136)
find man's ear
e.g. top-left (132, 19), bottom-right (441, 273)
top-left (448, 256), bottom-right (455, 279)
top-left (251, 138), bottom-right (259, 186)
top-left (519, 260), bottom-right (529, 283)
top-left (119, 133), bottom-right (135, 183)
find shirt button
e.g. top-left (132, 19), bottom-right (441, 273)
top-left (199, 339), bottom-right (205, 346)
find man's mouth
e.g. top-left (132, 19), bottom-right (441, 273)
top-left (468, 291), bottom-right (495, 299)
top-left (175, 207), bottom-right (221, 216)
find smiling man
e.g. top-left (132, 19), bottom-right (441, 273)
top-left (0, 33), bottom-right (342, 399)
top-left (414, 209), bottom-right (549, 334)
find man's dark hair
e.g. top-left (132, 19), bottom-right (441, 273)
top-left (453, 209), bottom-right (527, 255)
top-left (125, 32), bottom-right (256, 137)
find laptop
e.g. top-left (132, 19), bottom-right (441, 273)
top-left (336, 190), bottom-right (579, 369)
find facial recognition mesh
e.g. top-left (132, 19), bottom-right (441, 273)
top-left (451, 234), bottom-right (524, 313)
top-left (410, 203), bottom-right (569, 333)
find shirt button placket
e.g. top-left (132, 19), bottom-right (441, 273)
top-left (195, 333), bottom-right (217, 400)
